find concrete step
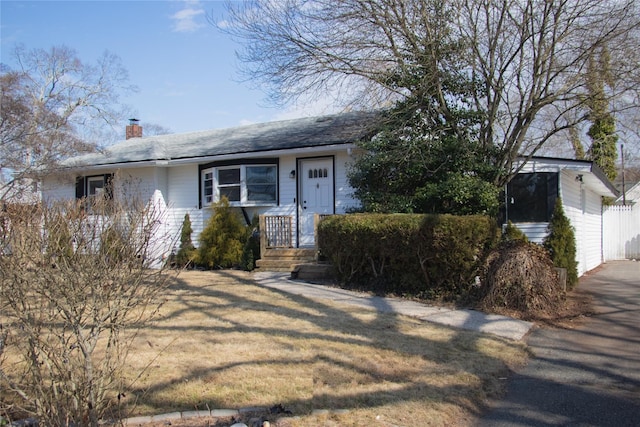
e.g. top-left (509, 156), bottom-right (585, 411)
top-left (290, 263), bottom-right (336, 282)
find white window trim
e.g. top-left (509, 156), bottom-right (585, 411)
top-left (87, 175), bottom-right (106, 197)
top-left (202, 164), bottom-right (278, 207)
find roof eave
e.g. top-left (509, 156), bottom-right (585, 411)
top-left (58, 143), bottom-right (356, 172)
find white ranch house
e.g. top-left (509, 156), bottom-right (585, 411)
top-left (42, 113), bottom-right (379, 268)
top-left (42, 113), bottom-right (638, 274)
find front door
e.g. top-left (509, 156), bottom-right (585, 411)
top-left (298, 157), bottom-right (334, 246)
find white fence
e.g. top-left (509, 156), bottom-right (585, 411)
top-left (603, 204), bottom-right (640, 260)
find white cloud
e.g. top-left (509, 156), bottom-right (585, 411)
top-left (171, 1), bottom-right (205, 33)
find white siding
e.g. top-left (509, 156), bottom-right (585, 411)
top-left (40, 147), bottom-right (358, 251)
top-left (511, 223), bottom-right (549, 244)
top-left (114, 168), bottom-right (157, 202)
top-left (42, 174), bottom-right (76, 202)
top-left (560, 171), bottom-right (603, 276)
top-left (603, 204), bottom-right (640, 260)
top-left (40, 167), bottom-right (177, 267)
top-left (165, 164), bottom-right (201, 250)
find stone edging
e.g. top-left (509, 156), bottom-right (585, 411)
top-left (7, 407), bottom-right (350, 426)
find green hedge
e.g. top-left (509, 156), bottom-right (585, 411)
top-left (317, 214), bottom-right (500, 300)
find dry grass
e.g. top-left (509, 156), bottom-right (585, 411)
top-left (110, 270), bottom-right (527, 426)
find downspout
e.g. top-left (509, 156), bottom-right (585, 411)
top-left (240, 207), bottom-right (251, 226)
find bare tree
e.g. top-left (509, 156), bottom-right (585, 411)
top-left (0, 45), bottom-right (135, 200)
top-left (0, 189), bottom-right (174, 426)
top-left (141, 122), bottom-right (173, 137)
top-left (222, 0), bottom-right (640, 184)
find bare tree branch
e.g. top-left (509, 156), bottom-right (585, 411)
top-left (221, 0), bottom-right (640, 183)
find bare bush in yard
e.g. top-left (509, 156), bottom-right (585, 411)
top-left (0, 195), bottom-right (174, 426)
top-left (480, 240), bottom-right (565, 318)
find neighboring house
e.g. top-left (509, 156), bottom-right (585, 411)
top-left (505, 156), bottom-right (619, 276)
top-left (41, 112), bottom-right (380, 267)
top-left (616, 180), bottom-right (640, 205)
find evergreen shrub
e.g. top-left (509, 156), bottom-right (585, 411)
top-left (543, 198), bottom-right (579, 289)
top-left (503, 221), bottom-right (529, 242)
top-left (241, 214), bottom-right (261, 271)
top-left (197, 197), bottom-right (248, 269)
top-left (175, 213), bottom-right (196, 268)
top-left (318, 213), bottom-right (500, 300)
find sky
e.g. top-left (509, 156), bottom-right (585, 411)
top-left (1, 0), bottom-right (332, 136)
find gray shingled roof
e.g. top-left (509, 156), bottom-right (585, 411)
top-left (64, 111), bottom-right (380, 168)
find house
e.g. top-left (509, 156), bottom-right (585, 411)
top-left (42, 114), bottom-right (627, 275)
top-left (616, 180), bottom-right (640, 205)
top-left (505, 156), bottom-right (619, 276)
top-left (41, 112), bottom-right (380, 268)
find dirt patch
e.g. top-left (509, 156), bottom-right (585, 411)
top-left (526, 286), bottom-right (595, 329)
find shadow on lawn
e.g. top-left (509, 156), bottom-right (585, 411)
top-left (126, 269), bottom-right (522, 424)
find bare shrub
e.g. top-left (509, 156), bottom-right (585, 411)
top-left (0, 195), bottom-right (174, 426)
top-left (480, 240), bottom-right (565, 318)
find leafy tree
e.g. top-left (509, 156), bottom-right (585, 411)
top-left (348, 106), bottom-right (502, 214)
top-left (588, 115), bottom-right (619, 180)
top-left (543, 198), bottom-right (579, 289)
top-left (197, 197), bottom-right (248, 269)
top-left (584, 46), bottom-right (619, 180)
top-left (222, 0), bottom-right (640, 185)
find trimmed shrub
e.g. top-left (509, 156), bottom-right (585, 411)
top-left (318, 213), bottom-right (500, 300)
top-left (543, 198), bottom-right (579, 289)
top-left (197, 197), bottom-right (248, 269)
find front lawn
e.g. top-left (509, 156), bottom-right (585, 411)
top-left (116, 270), bottom-right (527, 426)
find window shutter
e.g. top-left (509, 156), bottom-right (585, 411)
top-left (75, 177), bottom-right (86, 199)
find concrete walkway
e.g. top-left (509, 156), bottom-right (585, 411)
top-left (253, 272), bottom-right (534, 341)
top-left (477, 260), bottom-right (640, 426)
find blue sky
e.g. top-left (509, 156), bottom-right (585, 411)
top-left (1, 0), bottom-right (328, 135)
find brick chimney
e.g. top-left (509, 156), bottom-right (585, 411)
top-left (126, 118), bottom-right (143, 139)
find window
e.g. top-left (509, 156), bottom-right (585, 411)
top-left (308, 168), bottom-right (328, 179)
top-left (246, 165), bottom-right (277, 202)
top-left (201, 163), bottom-right (278, 207)
top-left (76, 174), bottom-right (114, 200)
top-left (218, 167), bottom-right (241, 202)
top-left (506, 172), bottom-right (558, 223)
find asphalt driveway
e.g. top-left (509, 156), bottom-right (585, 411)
top-left (477, 260), bottom-right (640, 426)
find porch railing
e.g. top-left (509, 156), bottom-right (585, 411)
top-left (259, 213), bottom-right (338, 254)
top-left (259, 215), bottom-right (293, 251)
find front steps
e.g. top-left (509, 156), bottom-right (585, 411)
top-left (255, 248), bottom-right (317, 272)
